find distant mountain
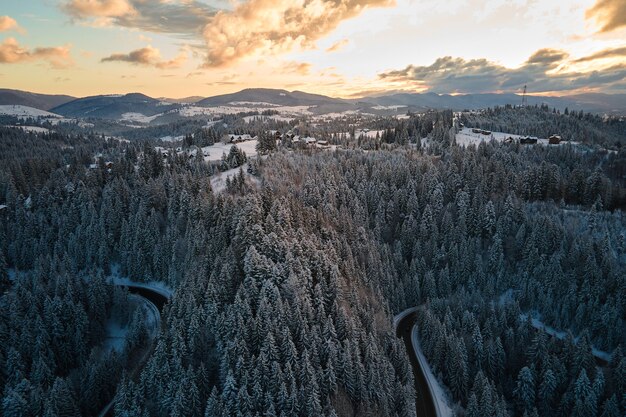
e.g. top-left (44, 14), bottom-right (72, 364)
top-left (158, 96), bottom-right (204, 104)
top-left (197, 88), bottom-right (347, 107)
top-left (51, 93), bottom-right (179, 119)
top-left (363, 92), bottom-right (626, 115)
top-left (0, 89), bottom-right (75, 111)
top-left (2, 88), bottom-right (624, 120)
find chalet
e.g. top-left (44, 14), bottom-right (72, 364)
top-left (105, 161), bottom-right (114, 169)
top-left (317, 140), bottom-right (330, 149)
top-left (480, 130), bottom-right (492, 136)
top-left (226, 134), bottom-right (253, 143)
top-left (520, 137), bottom-right (537, 144)
top-left (303, 137), bottom-right (317, 146)
top-left (548, 134), bottom-right (561, 144)
top-left (472, 128), bottom-right (482, 134)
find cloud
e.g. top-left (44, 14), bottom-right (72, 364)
top-left (202, 0), bottom-right (395, 67)
top-left (527, 48), bottom-right (569, 66)
top-left (378, 48), bottom-right (626, 94)
top-left (62, 0), bottom-right (136, 18)
top-left (62, 0), bottom-right (217, 36)
top-left (586, 0), bottom-right (626, 33)
top-left (282, 61), bottom-right (312, 75)
top-left (0, 16), bottom-right (26, 34)
top-left (574, 46), bottom-right (626, 62)
top-left (101, 46), bottom-right (187, 69)
top-left (0, 37), bottom-right (73, 68)
top-left (326, 38), bottom-right (349, 52)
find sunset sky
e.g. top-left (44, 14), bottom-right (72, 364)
top-left (1, 0), bottom-right (625, 98)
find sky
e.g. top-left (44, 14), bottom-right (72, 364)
top-left (0, 0), bottom-right (625, 98)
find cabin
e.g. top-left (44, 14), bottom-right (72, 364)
top-left (548, 134), bottom-right (561, 144)
top-left (472, 128), bottom-right (482, 134)
top-left (105, 161), bottom-right (114, 169)
top-left (480, 130), bottom-right (492, 136)
top-left (317, 140), bottom-right (330, 149)
top-left (520, 137), bottom-right (537, 144)
top-left (226, 134), bottom-right (253, 143)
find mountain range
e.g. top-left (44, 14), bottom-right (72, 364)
top-left (1, 88), bottom-right (625, 119)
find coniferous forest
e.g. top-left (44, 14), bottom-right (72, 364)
top-left (1, 106), bottom-right (625, 417)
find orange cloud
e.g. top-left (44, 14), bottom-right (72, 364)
top-left (283, 61), bottom-right (312, 75)
top-left (326, 39), bottom-right (349, 52)
top-left (0, 16), bottom-right (25, 34)
top-left (62, 0), bottom-right (136, 18)
top-left (586, 0), bottom-right (626, 33)
top-left (0, 37), bottom-right (73, 68)
top-left (101, 46), bottom-right (187, 69)
top-left (202, 0), bottom-right (395, 67)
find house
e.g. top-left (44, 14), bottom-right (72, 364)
top-left (303, 137), bottom-right (317, 147)
top-left (472, 128), bottom-right (482, 134)
top-left (480, 130), bottom-right (492, 136)
top-left (317, 140), bottom-right (330, 149)
top-left (105, 161), bottom-right (114, 169)
top-left (548, 134), bottom-right (561, 144)
top-left (226, 133), bottom-right (253, 143)
top-left (520, 136), bottom-right (537, 144)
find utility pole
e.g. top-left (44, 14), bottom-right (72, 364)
top-left (521, 85), bottom-right (528, 107)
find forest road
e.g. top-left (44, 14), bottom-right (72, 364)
top-left (96, 284), bottom-right (169, 417)
top-left (395, 310), bottom-right (438, 417)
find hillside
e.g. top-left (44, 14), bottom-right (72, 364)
top-left (0, 89), bottom-right (75, 111)
top-left (51, 93), bottom-right (179, 119)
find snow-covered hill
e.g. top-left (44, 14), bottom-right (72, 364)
top-left (0, 105), bottom-right (63, 119)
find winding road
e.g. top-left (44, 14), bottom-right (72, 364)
top-left (394, 308), bottom-right (440, 417)
top-left (96, 284), bottom-right (170, 417)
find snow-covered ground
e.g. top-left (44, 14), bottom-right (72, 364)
top-left (371, 105), bottom-right (407, 110)
top-left (210, 164), bottom-right (260, 193)
top-left (176, 104), bottom-right (313, 118)
top-left (455, 127), bottom-right (579, 147)
top-left (201, 139), bottom-right (258, 162)
top-left (159, 135), bottom-right (185, 142)
top-left (412, 326), bottom-right (455, 417)
top-left (0, 105), bottom-right (62, 119)
top-left (8, 125), bottom-right (50, 133)
top-left (242, 114), bottom-right (295, 123)
top-left (108, 264), bottom-right (174, 299)
top-left (355, 129), bottom-right (386, 138)
top-left (120, 112), bottom-right (161, 124)
top-left (228, 101), bottom-right (280, 107)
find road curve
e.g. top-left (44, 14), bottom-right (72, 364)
top-left (96, 284), bottom-right (170, 417)
top-left (394, 308), bottom-right (439, 417)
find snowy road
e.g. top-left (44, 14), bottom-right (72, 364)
top-left (394, 307), bottom-right (453, 417)
top-left (97, 284), bottom-right (170, 417)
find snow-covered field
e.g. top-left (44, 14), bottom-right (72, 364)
top-left (371, 105), bottom-right (407, 110)
top-left (159, 135), bottom-right (185, 142)
top-left (355, 129), bottom-right (386, 138)
top-left (121, 112), bottom-right (161, 124)
top-left (176, 104), bottom-right (313, 118)
top-left (243, 114), bottom-right (295, 123)
top-left (8, 125), bottom-right (50, 133)
top-left (202, 139), bottom-right (258, 161)
top-left (455, 127), bottom-right (578, 147)
top-left (0, 105), bottom-right (62, 119)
